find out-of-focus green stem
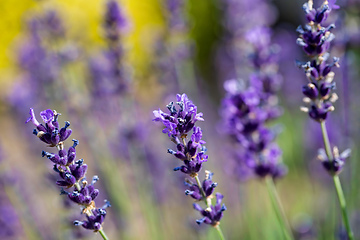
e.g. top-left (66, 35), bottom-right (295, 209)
top-left (333, 175), bottom-right (354, 240)
top-left (320, 121), bottom-right (333, 159)
top-left (265, 176), bottom-right (294, 240)
top-left (195, 175), bottom-right (226, 240)
top-left (99, 229), bottom-right (109, 240)
top-left (320, 121), bottom-right (354, 240)
top-left (215, 225), bottom-right (225, 240)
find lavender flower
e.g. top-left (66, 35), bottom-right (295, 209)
top-left (219, 0), bottom-right (287, 181)
top-left (153, 94), bottom-right (226, 229)
top-left (296, 0), bottom-right (350, 175)
top-left (26, 108), bottom-right (110, 234)
top-left (89, 0), bottom-right (129, 123)
top-left (185, 171), bottom-right (218, 201)
top-left (101, 0), bottom-right (128, 91)
top-left (8, 9), bottom-right (77, 115)
top-left (193, 193), bottom-right (227, 227)
top-left (221, 79), bottom-right (286, 180)
top-left (317, 147), bottom-right (351, 175)
top-left (296, 1), bottom-right (354, 239)
top-left (296, 1), bottom-right (339, 120)
top-left (104, 0), bottom-right (128, 41)
top-left (152, 0), bottom-right (194, 96)
top-left (153, 94), bottom-right (204, 139)
top-left (218, 0), bottom-right (278, 81)
top-left (26, 108), bottom-right (72, 147)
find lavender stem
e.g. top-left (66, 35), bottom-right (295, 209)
top-left (333, 176), bottom-right (353, 240)
top-left (195, 175), bottom-right (207, 200)
top-left (265, 176), bottom-right (294, 240)
top-left (320, 122), bottom-right (333, 159)
top-left (215, 225), bottom-right (225, 240)
top-left (99, 229), bottom-right (109, 240)
top-left (320, 122), bottom-right (354, 239)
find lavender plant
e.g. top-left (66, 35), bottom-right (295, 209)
top-left (220, 19), bottom-right (294, 240)
top-left (89, 0), bottom-right (130, 129)
top-left (152, 0), bottom-right (197, 97)
top-left (9, 11), bottom-right (62, 112)
top-left (153, 94), bottom-right (226, 239)
top-left (26, 108), bottom-right (110, 240)
top-left (296, 0), bottom-right (354, 239)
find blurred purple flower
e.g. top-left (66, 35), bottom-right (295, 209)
top-left (221, 77), bottom-right (286, 180)
top-left (8, 9), bottom-right (76, 115)
top-left (165, 0), bottom-right (186, 30)
top-left (104, 0), bottom-right (128, 39)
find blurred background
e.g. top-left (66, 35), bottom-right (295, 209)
top-left (0, 0), bottom-right (360, 239)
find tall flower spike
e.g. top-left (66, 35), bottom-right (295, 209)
top-left (297, 0), bottom-right (339, 123)
top-left (221, 80), bottom-right (287, 180)
top-left (153, 94), bottom-right (226, 238)
top-left (296, 0), bottom-right (350, 176)
top-left (219, 3), bottom-right (292, 239)
top-left (296, 1), bottom-right (354, 239)
top-left (26, 108), bottom-right (110, 239)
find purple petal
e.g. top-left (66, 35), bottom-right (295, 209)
top-left (26, 108), bottom-right (40, 126)
top-left (40, 109), bottom-right (54, 123)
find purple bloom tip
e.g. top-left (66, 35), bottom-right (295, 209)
top-left (26, 108), bottom-right (40, 126)
top-left (328, 0), bottom-right (340, 10)
top-left (40, 109), bottom-right (54, 123)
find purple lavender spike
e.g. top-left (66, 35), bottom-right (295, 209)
top-left (26, 108), bottom-right (110, 235)
top-left (153, 94), bottom-right (226, 232)
top-left (296, 1), bottom-right (354, 238)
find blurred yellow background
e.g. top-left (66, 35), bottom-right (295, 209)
top-left (0, 0), bottom-right (165, 89)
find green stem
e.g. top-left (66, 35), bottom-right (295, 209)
top-left (195, 175), bottom-right (226, 240)
top-left (265, 177), bottom-right (294, 240)
top-left (215, 225), bottom-right (225, 240)
top-left (99, 229), bottom-right (109, 240)
top-left (320, 122), bottom-right (333, 159)
top-left (195, 175), bottom-right (207, 199)
top-left (320, 121), bottom-right (354, 240)
top-left (333, 175), bottom-right (354, 240)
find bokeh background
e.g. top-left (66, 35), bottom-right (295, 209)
top-left (0, 0), bottom-right (360, 239)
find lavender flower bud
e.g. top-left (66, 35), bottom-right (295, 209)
top-left (193, 193), bottom-right (226, 226)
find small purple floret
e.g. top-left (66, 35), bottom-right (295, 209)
top-left (193, 193), bottom-right (226, 226)
top-left (40, 109), bottom-right (54, 123)
top-left (26, 108), bottom-right (40, 126)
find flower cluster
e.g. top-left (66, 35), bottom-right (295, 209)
top-left (89, 0), bottom-right (129, 102)
top-left (153, 94), bottom-right (226, 226)
top-left (221, 26), bottom-right (286, 180)
top-left (245, 27), bottom-right (283, 120)
top-left (297, 0), bottom-right (340, 123)
top-left (26, 108), bottom-right (110, 232)
top-left (104, 0), bottom-right (128, 42)
top-left (296, 0), bottom-right (350, 175)
top-left (222, 80), bottom-right (287, 179)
